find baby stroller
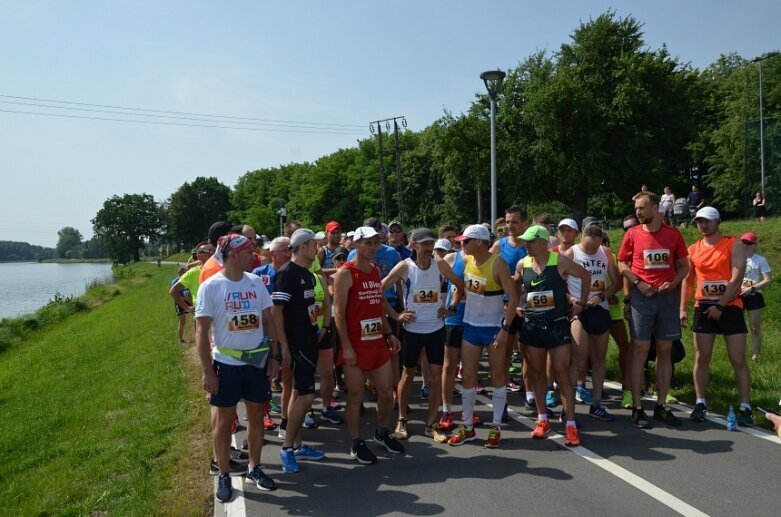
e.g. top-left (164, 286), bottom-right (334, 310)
top-left (672, 198), bottom-right (694, 226)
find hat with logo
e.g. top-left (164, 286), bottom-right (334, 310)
top-left (454, 224), bottom-right (491, 242)
top-left (693, 206), bottom-right (720, 221)
top-left (353, 226), bottom-right (379, 241)
top-left (557, 218), bottom-right (579, 231)
top-left (519, 225), bottom-right (551, 242)
top-left (290, 228), bottom-right (318, 248)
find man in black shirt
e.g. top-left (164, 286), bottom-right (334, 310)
top-left (272, 229), bottom-right (326, 474)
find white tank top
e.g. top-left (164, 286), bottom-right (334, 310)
top-left (404, 258), bottom-right (445, 334)
top-left (568, 245), bottom-right (610, 310)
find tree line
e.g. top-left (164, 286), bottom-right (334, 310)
top-left (87, 12), bottom-right (779, 263)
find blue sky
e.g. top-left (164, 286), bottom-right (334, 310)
top-left (2, 0), bottom-right (779, 247)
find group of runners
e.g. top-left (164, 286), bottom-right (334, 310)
top-left (169, 191), bottom-right (773, 504)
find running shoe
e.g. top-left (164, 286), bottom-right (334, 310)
top-left (216, 473), bottom-right (232, 502)
top-left (350, 439), bottom-right (377, 464)
top-left (559, 410), bottom-right (581, 429)
top-left (484, 426), bottom-right (502, 448)
top-left (447, 425), bottom-right (476, 446)
top-left (268, 401), bottom-right (282, 415)
top-left (438, 412), bottom-right (454, 432)
top-left (329, 399), bottom-right (341, 410)
top-left (246, 465), bottom-right (276, 490)
top-left (589, 404), bottom-right (615, 422)
top-left (654, 391), bottom-right (679, 404)
top-left (690, 403), bottom-right (707, 422)
top-left (420, 385), bottom-right (430, 400)
top-left (294, 445), bottom-right (325, 460)
top-left (303, 411), bottom-right (319, 429)
top-left (546, 390), bottom-right (558, 408)
top-left (564, 426), bottom-right (581, 447)
top-left (374, 429), bottom-right (405, 454)
top-left (531, 419), bottom-right (551, 439)
top-left (230, 446), bottom-right (249, 460)
top-left (575, 386), bottom-right (593, 405)
top-left (523, 398), bottom-right (538, 416)
top-left (506, 381), bottom-right (522, 392)
top-left (475, 382), bottom-right (487, 395)
top-left (321, 407), bottom-right (343, 424)
top-left (653, 405), bottom-right (681, 427)
top-left (334, 383), bottom-right (346, 393)
top-left (271, 378), bottom-right (282, 392)
top-left (427, 424), bottom-right (449, 444)
top-left (456, 367), bottom-right (463, 380)
top-left (737, 407), bottom-right (754, 427)
top-left (278, 448), bottom-right (301, 473)
top-left (277, 428), bottom-right (286, 440)
top-left (462, 412), bottom-right (483, 427)
top-left (508, 364), bottom-right (518, 374)
top-left (210, 458), bottom-right (247, 474)
top-left (231, 416), bottom-right (240, 434)
top-left (621, 390), bottom-right (633, 409)
top-left (512, 351), bottom-right (521, 362)
top-left (394, 418), bottom-right (410, 440)
top-left (632, 408), bottom-right (651, 429)
top-left (263, 412), bottom-right (277, 431)
top-left (241, 438), bottom-right (248, 450)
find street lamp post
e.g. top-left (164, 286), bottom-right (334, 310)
top-left (752, 51), bottom-right (779, 198)
top-left (481, 70), bottom-right (506, 234)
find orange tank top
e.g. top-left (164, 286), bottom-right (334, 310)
top-left (688, 236), bottom-right (742, 309)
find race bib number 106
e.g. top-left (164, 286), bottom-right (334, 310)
top-left (643, 249), bottom-right (670, 269)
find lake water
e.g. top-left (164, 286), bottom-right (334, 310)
top-left (0, 262), bottom-right (114, 320)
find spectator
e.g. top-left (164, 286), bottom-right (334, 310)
top-left (687, 185), bottom-right (705, 210)
top-left (740, 232), bottom-right (772, 361)
top-left (753, 192), bottom-right (767, 223)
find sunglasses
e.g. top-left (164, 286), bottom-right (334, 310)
top-left (389, 229), bottom-right (402, 234)
top-left (197, 249), bottom-right (214, 254)
top-left (496, 227), bottom-right (506, 232)
top-left (461, 238), bottom-right (472, 245)
top-left (742, 240), bottom-right (756, 246)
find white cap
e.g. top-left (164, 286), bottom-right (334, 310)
top-left (353, 226), bottom-right (379, 241)
top-left (455, 224), bottom-right (491, 242)
top-left (558, 218), bottom-right (579, 231)
top-left (694, 206), bottom-right (720, 221)
top-left (346, 231), bottom-right (355, 238)
top-left (434, 238), bottom-right (451, 251)
top-left (314, 231), bottom-right (326, 240)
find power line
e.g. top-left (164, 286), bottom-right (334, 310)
top-left (0, 108), bottom-right (366, 135)
top-left (0, 93), bottom-right (366, 128)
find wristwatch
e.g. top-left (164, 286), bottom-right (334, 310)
top-left (632, 278), bottom-right (641, 286)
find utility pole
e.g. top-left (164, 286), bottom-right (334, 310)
top-left (370, 116), bottom-right (406, 224)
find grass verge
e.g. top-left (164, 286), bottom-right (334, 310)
top-left (0, 262), bottom-right (211, 515)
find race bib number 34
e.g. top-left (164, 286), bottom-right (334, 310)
top-left (643, 249), bottom-right (670, 269)
top-left (228, 310), bottom-right (260, 333)
top-left (413, 287), bottom-right (438, 304)
top-left (360, 317), bottom-right (384, 341)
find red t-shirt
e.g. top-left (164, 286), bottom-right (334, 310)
top-left (617, 224), bottom-right (688, 286)
top-left (344, 261), bottom-right (385, 347)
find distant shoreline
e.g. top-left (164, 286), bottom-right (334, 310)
top-left (0, 259), bottom-right (112, 264)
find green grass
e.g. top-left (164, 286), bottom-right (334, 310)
top-left (165, 252), bottom-right (193, 263)
top-left (605, 217), bottom-right (781, 428)
top-left (0, 263), bottom-right (210, 515)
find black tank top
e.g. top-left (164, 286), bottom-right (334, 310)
top-left (521, 252), bottom-right (569, 319)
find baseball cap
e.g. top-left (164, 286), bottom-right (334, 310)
top-left (325, 220), bottom-right (341, 233)
top-left (741, 232), bottom-right (757, 244)
top-left (389, 220), bottom-right (403, 230)
top-left (454, 224), bottom-right (491, 242)
top-left (434, 239), bottom-right (451, 252)
top-left (558, 218), bottom-right (579, 231)
top-left (333, 246), bottom-right (349, 259)
top-left (346, 231), bottom-right (355, 238)
top-left (693, 206), bottom-right (720, 221)
top-left (410, 228), bottom-right (436, 243)
top-left (519, 225), bottom-right (551, 242)
top-left (582, 216), bottom-right (601, 229)
top-left (290, 228), bottom-right (318, 248)
top-left (363, 217), bottom-right (382, 231)
top-left (353, 226), bottom-right (379, 241)
top-left (314, 231), bottom-right (326, 240)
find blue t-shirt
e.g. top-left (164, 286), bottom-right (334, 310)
top-left (497, 237), bottom-right (528, 273)
top-left (251, 264), bottom-right (277, 294)
top-left (348, 244), bottom-right (401, 303)
top-left (393, 245), bottom-right (412, 261)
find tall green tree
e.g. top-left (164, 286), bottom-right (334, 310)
top-left (92, 194), bottom-right (161, 263)
top-left (56, 227), bottom-right (83, 258)
top-left (166, 177), bottom-right (232, 248)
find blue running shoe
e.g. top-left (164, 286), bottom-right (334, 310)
top-left (216, 473), bottom-right (232, 502)
top-left (278, 448), bottom-right (301, 473)
top-left (321, 407), bottom-right (343, 424)
top-left (588, 404), bottom-right (615, 422)
top-left (268, 401), bottom-right (282, 415)
top-left (575, 386), bottom-right (593, 405)
top-left (421, 385), bottom-right (430, 400)
top-left (303, 411), bottom-right (319, 429)
top-left (559, 410), bottom-right (582, 429)
top-left (546, 390), bottom-right (558, 408)
top-left (294, 444), bottom-right (325, 460)
top-left (246, 465), bottom-right (276, 490)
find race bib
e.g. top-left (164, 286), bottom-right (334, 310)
top-left (360, 317), bottom-right (384, 341)
top-left (307, 303), bottom-right (323, 326)
top-left (643, 249), bottom-right (671, 269)
top-left (413, 287), bottom-right (439, 304)
top-left (590, 274), bottom-right (606, 294)
top-left (227, 310), bottom-right (260, 333)
top-left (465, 273), bottom-right (486, 297)
top-left (742, 278), bottom-right (755, 288)
top-left (701, 280), bottom-right (728, 299)
top-left (527, 290), bottom-right (555, 311)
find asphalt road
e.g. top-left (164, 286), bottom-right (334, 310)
top-left (215, 378), bottom-right (781, 517)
